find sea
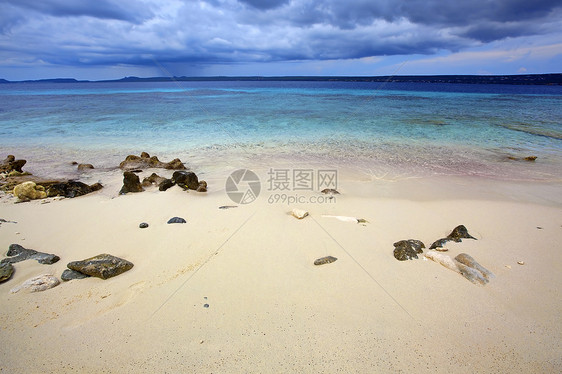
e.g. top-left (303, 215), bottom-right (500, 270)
top-left (0, 80), bottom-right (561, 182)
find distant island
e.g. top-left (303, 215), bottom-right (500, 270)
top-left (1, 74), bottom-right (561, 85)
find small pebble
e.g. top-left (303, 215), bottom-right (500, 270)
top-left (203, 303), bottom-right (209, 308)
top-left (291, 208), bottom-right (309, 220)
top-left (167, 217), bottom-right (186, 224)
top-left (139, 222), bottom-right (149, 229)
top-left (517, 261), bottom-right (525, 265)
top-left (537, 226), bottom-right (543, 229)
top-left (505, 265), bottom-right (512, 269)
top-left (435, 247), bottom-right (449, 252)
top-left (314, 256), bottom-right (337, 266)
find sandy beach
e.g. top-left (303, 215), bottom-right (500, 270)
top-left (1, 162), bottom-right (561, 373)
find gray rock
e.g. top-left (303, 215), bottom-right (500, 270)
top-left (1, 244), bottom-right (60, 265)
top-left (167, 217), bottom-right (186, 224)
top-left (0, 262), bottom-right (14, 282)
top-left (67, 254), bottom-right (134, 280)
top-left (393, 239), bottom-right (425, 261)
top-left (61, 269), bottom-right (91, 281)
top-left (314, 256), bottom-right (338, 265)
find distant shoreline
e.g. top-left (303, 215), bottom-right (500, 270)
top-left (1, 73), bottom-right (561, 85)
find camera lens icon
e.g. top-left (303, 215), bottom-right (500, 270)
top-left (225, 169), bottom-right (261, 204)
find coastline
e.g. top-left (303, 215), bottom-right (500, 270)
top-left (1, 156), bottom-right (561, 373)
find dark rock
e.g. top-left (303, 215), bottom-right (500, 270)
top-left (120, 171), bottom-right (144, 194)
top-left (46, 180), bottom-right (103, 198)
top-left (142, 173), bottom-right (167, 187)
top-left (0, 262), bottom-right (14, 282)
top-left (119, 153), bottom-right (187, 171)
top-left (0, 155), bottom-right (26, 173)
top-left (203, 303), bottom-right (210, 308)
top-left (393, 239), bottom-right (425, 261)
top-left (167, 217), bottom-right (186, 224)
top-left (429, 238), bottom-right (449, 249)
top-left (139, 222), bottom-right (149, 229)
top-left (0, 218), bottom-right (17, 226)
top-left (77, 163), bottom-right (94, 170)
top-left (321, 188), bottom-right (340, 195)
top-left (67, 254), bottom-right (134, 280)
top-left (196, 183), bottom-right (207, 192)
top-left (1, 244), bottom-right (60, 265)
top-left (61, 269), bottom-right (90, 281)
top-left (448, 225), bottom-right (476, 242)
top-left (159, 179), bottom-right (174, 191)
top-left (506, 155), bottom-right (538, 162)
top-left (172, 171), bottom-right (199, 190)
top-left (429, 225), bottom-right (477, 249)
top-left (314, 256), bottom-right (338, 265)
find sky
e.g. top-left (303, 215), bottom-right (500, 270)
top-left (0, 0), bottom-right (561, 80)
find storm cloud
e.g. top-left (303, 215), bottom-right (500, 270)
top-left (0, 0), bottom-right (560, 78)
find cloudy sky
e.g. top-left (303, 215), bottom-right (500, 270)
top-left (1, 0), bottom-right (561, 80)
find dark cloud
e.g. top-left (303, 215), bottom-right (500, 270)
top-left (461, 22), bottom-right (537, 43)
top-left (0, 0), bottom-right (561, 77)
top-left (1, 0), bottom-right (152, 23)
top-left (238, 0), bottom-right (289, 10)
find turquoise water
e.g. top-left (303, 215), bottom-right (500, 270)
top-left (0, 81), bottom-right (561, 180)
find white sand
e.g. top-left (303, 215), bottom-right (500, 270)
top-left (1, 167), bottom-right (561, 373)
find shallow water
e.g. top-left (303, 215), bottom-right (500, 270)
top-left (1, 80), bottom-right (561, 181)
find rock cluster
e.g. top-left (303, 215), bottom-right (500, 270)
top-left (2, 155), bottom-right (103, 201)
top-left (0, 155), bottom-right (26, 174)
top-left (119, 152), bottom-right (186, 171)
top-left (120, 170), bottom-right (207, 194)
top-left (1, 244), bottom-right (60, 290)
